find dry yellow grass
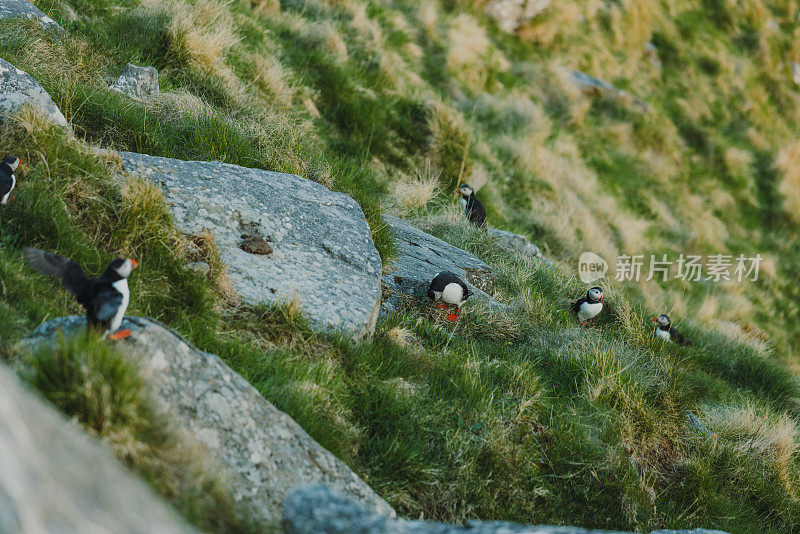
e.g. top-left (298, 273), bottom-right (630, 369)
top-left (158, 0), bottom-right (241, 71)
top-left (776, 139), bottom-right (800, 222)
top-left (390, 165), bottom-right (441, 215)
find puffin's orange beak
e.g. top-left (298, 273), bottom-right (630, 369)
top-left (601, 296), bottom-right (605, 304)
top-left (652, 317), bottom-right (657, 322)
top-left (129, 259), bottom-right (139, 269)
top-left (454, 189), bottom-right (460, 195)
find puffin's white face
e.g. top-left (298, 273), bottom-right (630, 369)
top-left (6, 157), bottom-right (20, 172)
top-left (657, 314), bottom-right (670, 327)
top-left (115, 259), bottom-right (138, 278)
top-left (588, 287), bottom-right (603, 302)
top-left (457, 184), bottom-right (473, 196)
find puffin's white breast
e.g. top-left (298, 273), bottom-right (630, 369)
top-left (460, 197), bottom-right (468, 214)
top-left (578, 301), bottom-right (603, 322)
top-left (441, 282), bottom-right (464, 305)
top-left (109, 279), bottom-right (130, 333)
top-left (1, 174), bottom-right (15, 205)
top-left (655, 328), bottom-right (671, 341)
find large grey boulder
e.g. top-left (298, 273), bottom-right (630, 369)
top-left (110, 63), bottom-right (159, 99)
top-left (0, 0), bottom-right (65, 34)
top-left (381, 216), bottom-right (500, 317)
top-left (119, 152), bottom-right (382, 339)
top-left (25, 316), bottom-right (395, 526)
top-left (0, 362), bottom-right (197, 534)
top-left (283, 485), bottom-right (729, 534)
top-left (0, 56), bottom-right (71, 132)
top-left (484, 0), bottom-right (550, 33)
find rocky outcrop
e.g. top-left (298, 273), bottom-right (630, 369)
top-left (25, 316), bottom-right (395, 526)
top-left (283, 485), bottom-right (730, 534)
top-left (381, 216), bottom-right (500, 317)
top-left (487, 227), bottom-right (543, 258)
top-left (110, 63), bottom-right (159, 99)
top-left (484, 0), bottom-right (550, 33)
top-left (0, 362), bottom-right (197, 534)
top-left (0, 57), bottom-right (71, 132)
top-left (0, 0), bottom-right (65, 34)
top-left (119, 152), bottom-right (382, 339)
top-left (568, 70), bottom-right (649, 114)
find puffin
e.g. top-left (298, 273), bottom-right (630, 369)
top-left (571, 286), bottom-right (604, 328)
top-left (0, 155), bottom-right (20, 205)
top-left (455, 184), bottom-right (487, 227)
top-left (24, 247), bottom-right (138, 339)
top-left (428, 271), bottom-right (472, 321)
top-left (652, 314), bottom-right (693, 346)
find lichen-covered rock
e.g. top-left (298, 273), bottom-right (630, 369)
top-left (283, 485), bottom-right (730, 534)
top-left (0, 57), bottom-right (71, 131)
top-left (110, 63), bottom-right (159, 99)
top-left (0, 362), bottom-right (197, 534)
top-left (487, 228), bottom-right (543, 258)
top-left (0, 0), bottom-right (65, 34)
top-left (25, 316), bottom-right (395, 526)
top-left (119, 152), bottom-right (382, 339)
top-left (381, 216), bottom-right (500, 317)
top-left (484, 0), bottom-right (550, 33)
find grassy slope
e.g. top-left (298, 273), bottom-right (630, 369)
top-left (1, 0), bottom-right (800, 532)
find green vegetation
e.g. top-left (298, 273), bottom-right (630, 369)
top-left (1, 0), bottom-right (800, 532)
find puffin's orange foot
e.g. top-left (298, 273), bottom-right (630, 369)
top-left (447, 313), bottom-right (458, 321)
top-left (108, 329), bottom-right (132, 340)
top-left (436, 304), bottom-right (448, 308)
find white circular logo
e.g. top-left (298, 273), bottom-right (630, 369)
top-left (578, 252), bottom-right (608, 283)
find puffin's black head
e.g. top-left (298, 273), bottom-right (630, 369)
top-left (587, 286), bottom-right (604, 303)
top-left (103, 258), bottom-right (138, 280)
top-left (2, 155), bottom-right (20, 172)
top-left (456, 184), bottom-right (474, 198)
top-left (652, 314), bottom-right (670, 328)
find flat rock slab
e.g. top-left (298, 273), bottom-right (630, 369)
top-left (119, 152), bottom-right (382, 339)
top-left (25, 316), bottom-right (395, 526)
top-left (283, 485), bottom-right (729, 534)
top-left (381, 215), bottom-right (500, 316)
top-left (0, 362), bottom-right (197, 534)
top-left (0, 0), bottom-right (65, 34)
top-left (0, 56), bottom-right (71, 132)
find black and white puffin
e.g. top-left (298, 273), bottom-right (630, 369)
top-left (428, 271), bottom-right (472, 321)
top-left (24, 248), bottom-right (138, 339)
top-left (571, 286), bottom-right (604, 328)
top-left (0, 155), bottom-right (20, 205)
top-left (455, 184), bottom-right (487, 227)
top-left (652, 314), bottom-right (693, 346)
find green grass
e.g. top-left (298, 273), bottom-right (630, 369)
top-left (2, 0), bottom-right (800, 532)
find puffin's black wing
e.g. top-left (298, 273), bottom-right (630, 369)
top-left (468, 197), bottom-right (487, 227)
top-left (23, 248), bottom-right (88, 297)
top-left (570, 297), bottom-right (587, 314)
top-left (89, 285), bottom-right (123, 325)
top-left (0, 171), bottom-right (12, 198)
top-left (670, 327), bottom-right (693, 346)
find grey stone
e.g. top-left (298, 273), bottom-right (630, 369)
top-left (25, 316), bottom-right (395, 526)
top-left (110, 63), bottom-right (160, 99)
top-left (283, 485), bottom-right (729, 534)
top-left (0, 0), bottom-right (65, 34)
top-left (381, 216), bottom-right (500, 317)
top-left (484, 0), bottom-right (550, 33)
top-left (119, 152), bottom-right (382, 339)
top-left (0, 362), bottom-right (197, 534)
top-left (568, 70), bottom-right (649, 114)
top-left (487, 228), bottom-right (542, 258)
top-left (186, 261), bottom-right (211, 275)
top-left (0, 56), bottom-right (71, 132)
top-left (684, 410), bottom-right (713, 438)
